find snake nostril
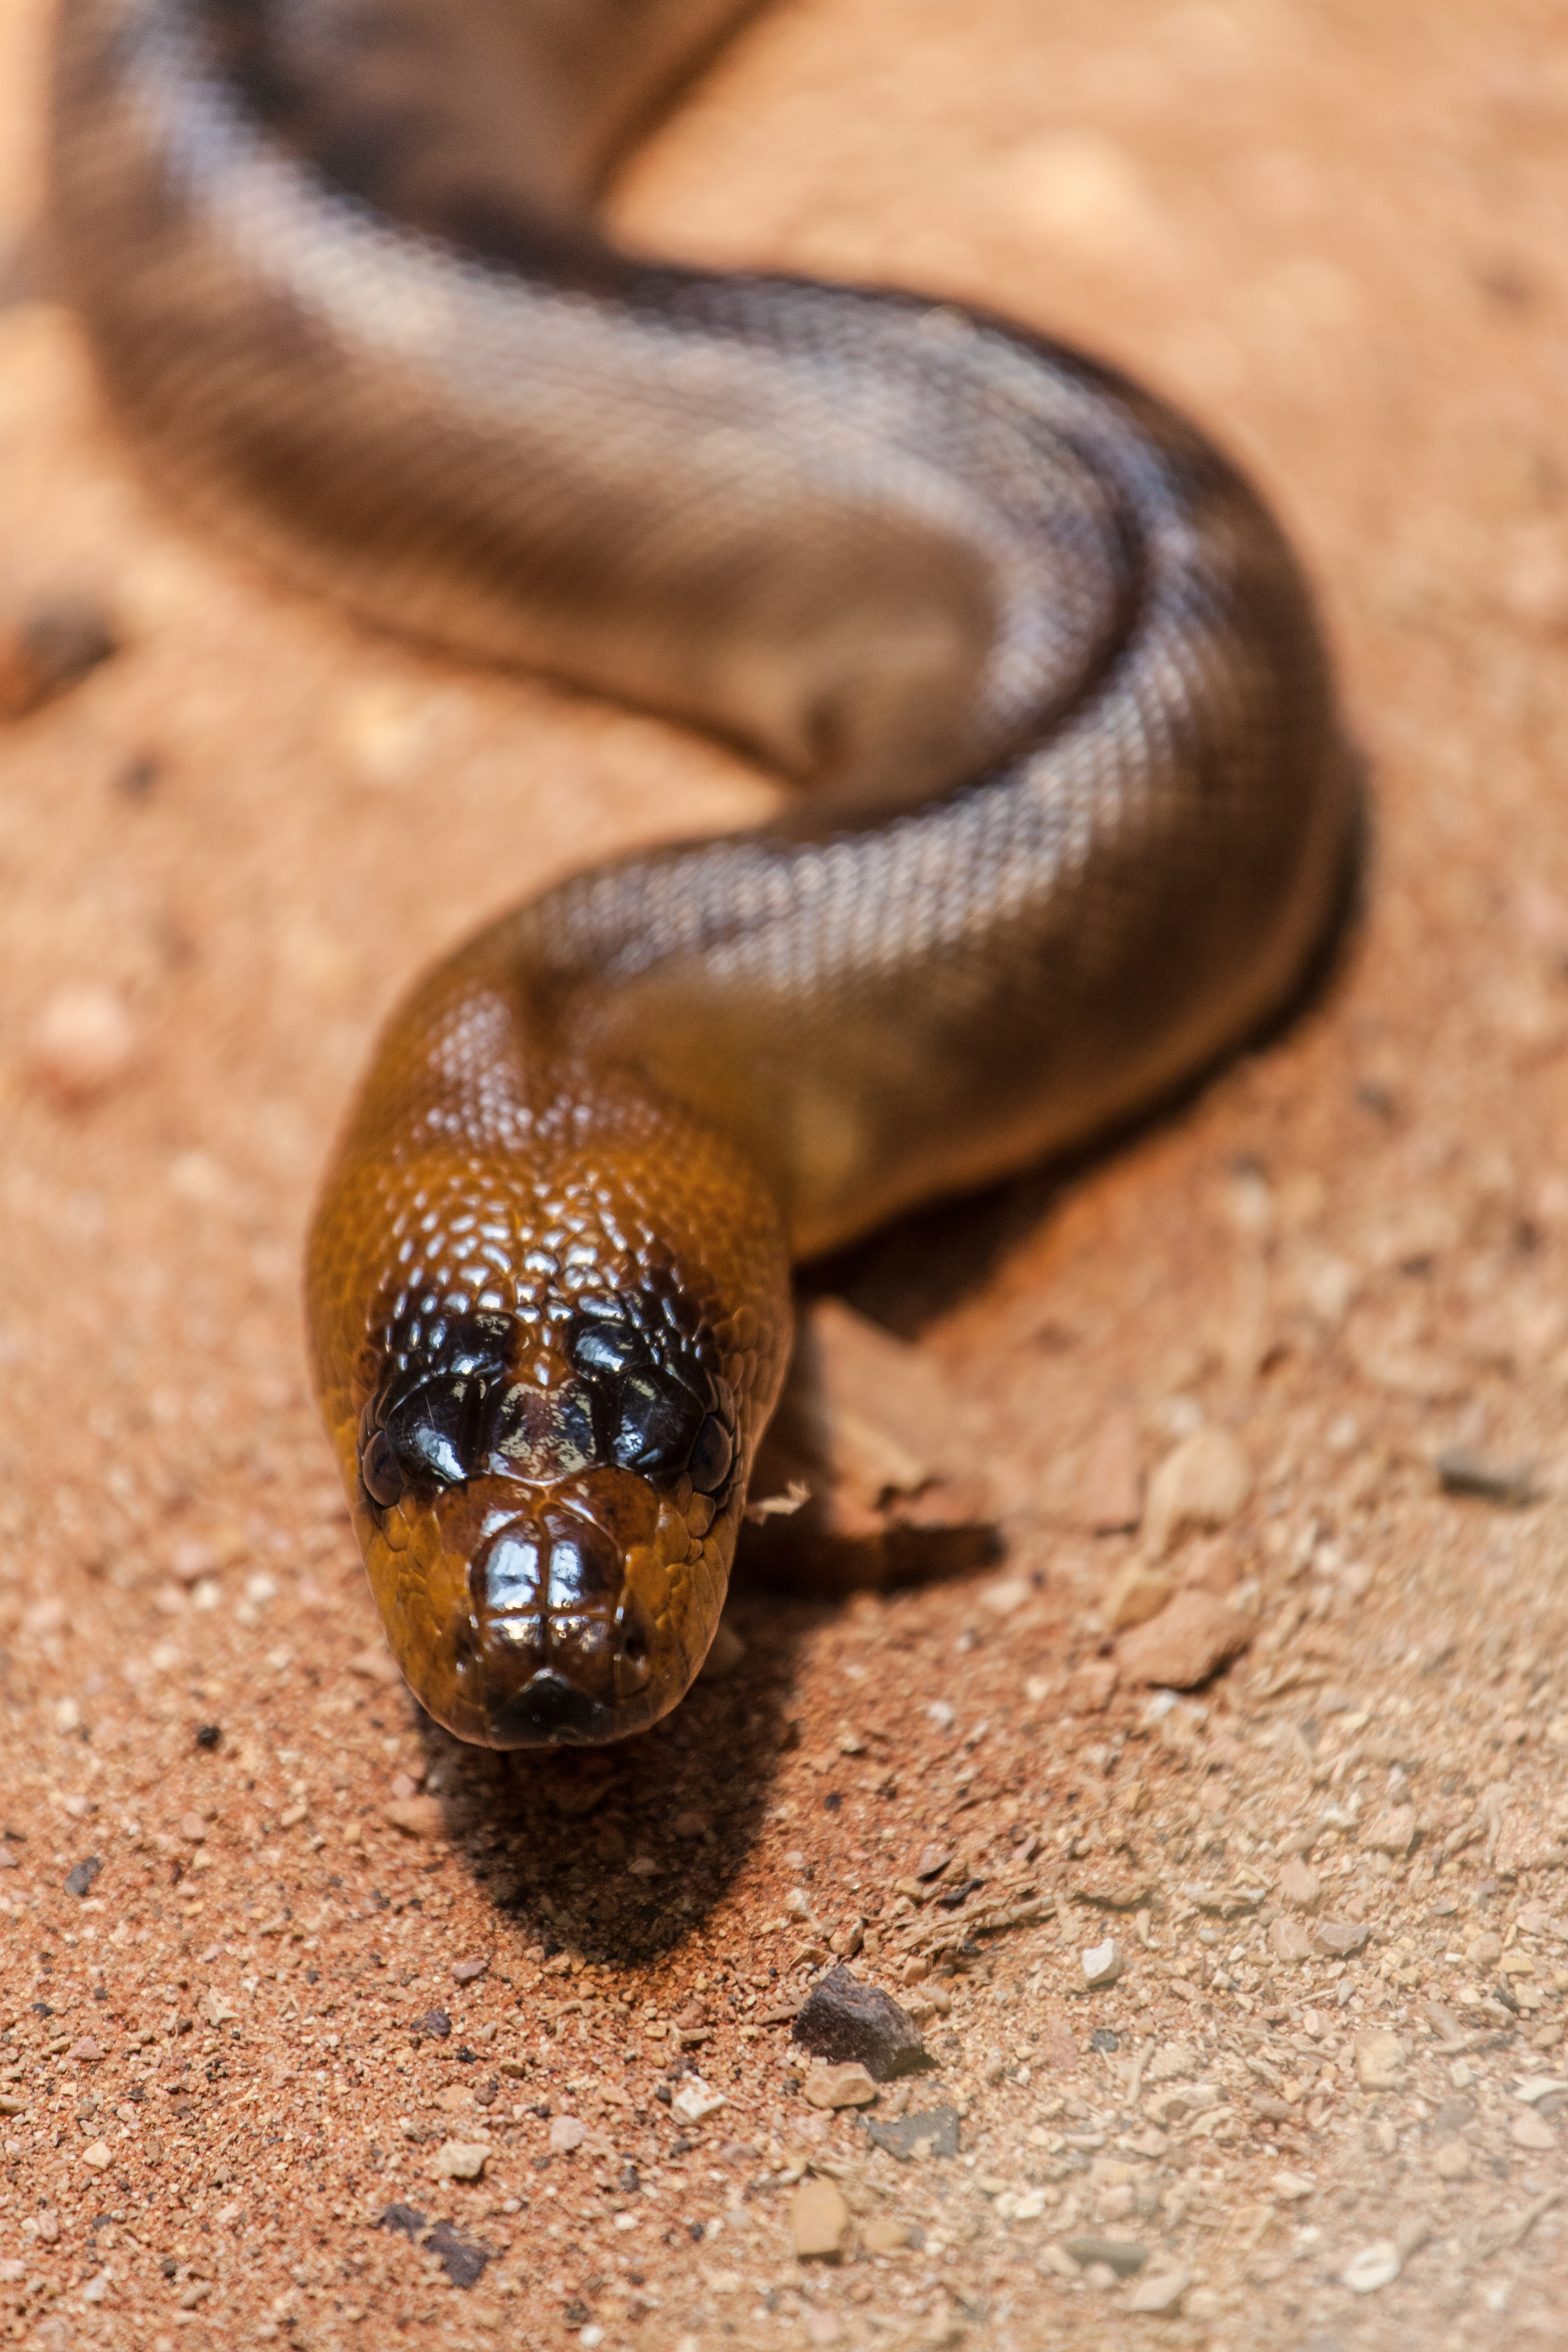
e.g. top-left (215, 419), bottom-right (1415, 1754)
top-left (613, 1596), bottom-right (656, 1689)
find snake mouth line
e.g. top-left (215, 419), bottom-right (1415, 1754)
top-left (479, 1667), bottom-right (618, 1745)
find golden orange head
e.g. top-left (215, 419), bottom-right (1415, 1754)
top-left (307, 967), bottom-right (793, 1747)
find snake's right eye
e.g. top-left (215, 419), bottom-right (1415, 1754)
top-left (360, 1427), bottom-right (405, 1509)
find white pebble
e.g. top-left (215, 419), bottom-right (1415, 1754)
top-left (1341, 2239), bottom-right (1402, 2294)
top-left (1081, 1938), bottom-right (1123, 1988)
top-left (671, 2074), bottom-right (726, 2124)
top-left (27, 983), bottom-right (137, 1102)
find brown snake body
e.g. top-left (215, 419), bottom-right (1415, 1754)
top-left (49, 0), bottom-right (1354, 1745)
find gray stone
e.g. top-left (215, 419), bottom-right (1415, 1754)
top-left (793, 1965), bottom-right (933, 2081)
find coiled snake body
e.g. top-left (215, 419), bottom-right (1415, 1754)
top-left (50, 0), bottom-right (1352, 1745)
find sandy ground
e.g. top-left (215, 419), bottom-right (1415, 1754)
top-left (2, 1), bottom-right (1567, 2346)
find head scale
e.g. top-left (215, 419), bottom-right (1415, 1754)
top-left (348, 1277), bottom-right (746, 1747)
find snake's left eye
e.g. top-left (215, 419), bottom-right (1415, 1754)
top-left (360, 1427), bottom-right (405, 1509)
top-left (610, 1371), bottom-right (706, 1478)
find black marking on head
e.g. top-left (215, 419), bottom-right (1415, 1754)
top-left (565, 1290), bottom-right (736, 1497)
top-left (359, 1312), bottom-right (514, 1510)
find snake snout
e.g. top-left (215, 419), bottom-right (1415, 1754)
top-left (467, 1502), bottom-right (654, 1743)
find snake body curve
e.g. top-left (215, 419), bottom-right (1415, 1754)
top-left (49, 0), bottom-right (1353, 1746)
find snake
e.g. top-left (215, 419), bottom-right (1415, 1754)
top-left (48, 0), bottom-right (1353, 1748)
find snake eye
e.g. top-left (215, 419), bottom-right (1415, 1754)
top-left (610, 1371), bottom-right (705, 1478)
top-left (360, 1366), bottom-right (493, 1502)
top-left (566, 1292), bottom-right (726, 1484)
top-left (383, 1376), bottom-right (479, 1486)
top-left (687, 1414), bottom-right (734, 1495)
top-left (360, 1426), bottom-right (405, 1509)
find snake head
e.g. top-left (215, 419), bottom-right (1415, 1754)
top-left (346, 1292), bottom-right (749, 1747)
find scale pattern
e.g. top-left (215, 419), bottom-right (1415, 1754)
top-left (48, 0), bottom-right (1354, 1744)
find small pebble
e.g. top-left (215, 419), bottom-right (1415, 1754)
top-left (792, 1965), bottom-right (932, 2081)
top-left (64, 1856), bottom-right (102, 1898)
top-left (802, 2062), bottom-right (879, 2110)
top-left (1143, 1427), bottom-right (1251, 1556)
top-left (26, 985), bottom-right (137, 1104)
top-left (1279, 1858), bottom-right (1323, 1911)
top-left (670, 2075), bottom-right (726, 2124)
top-left (1341, 2239), bottom-right (1402, 2294)
top-left (1435, 1447), bottom-right (1539, 1507)
top-left (548, 2115), bottom-right (587, 2154)
top-left (1362, 1804), bottom-right (1417, 1858)
top-left (432, 2141), bottom-right (489, 2183)
top-left (1515, 2075), bottom-right (1568, 2105)
top-left (1272, 2171), bottom-right (1314, 2201)
top-left (80, 2142), bottom-right (112, 2171)
top-left (1126, 2264), bottom-right (1191, 2314)
top-left (1116, 1590), bottom-right (1252, 1689)
top-left (791, 2176), bottom-right (850, 2261)
top-left (864, 2105), bottom-right (961, 2162)
top-left (1432, 2139), bottom-right (1472, 2181)
top-left (1082, 1938), bottom-right (1123, 1988)
top-left (383, 1795), bottom-right (445, 1839)
top-left (1269, 1916), bottom-right (1313, 1962)
top-left (1510, 2109), bottom-right (1557, 2151)
top-left (1355, 2032), bottom-right (1407, 2091)
top-left (1063, 2235), bottom-right (1148, 2278)
top-left (1102, 1560), bottom-right (1173, 1635)
top-left (451, 1956), bottom-right (489, 1984)
top-left (1312, 1919), bottom-right (1371, 1958)
top-left (0, 596), bottom-right (116, 719)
